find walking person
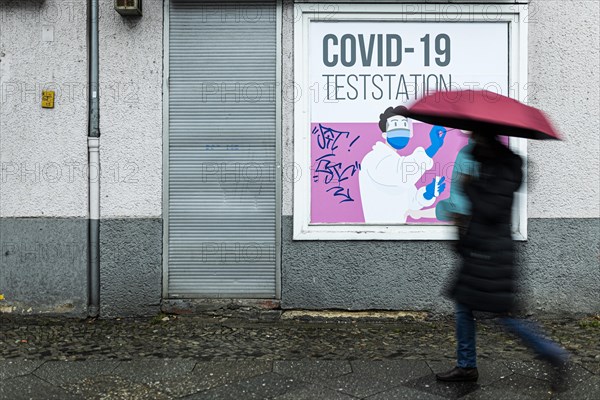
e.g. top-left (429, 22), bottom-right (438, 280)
top-left (435, 131), bottom-right (571, 389)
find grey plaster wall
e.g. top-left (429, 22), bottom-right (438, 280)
top-left (0, 218), bottom-right (87, 316)
top-left (99, 218), bottom-right (162, 317)
top-left (281, 216), bottom-right (600, 314)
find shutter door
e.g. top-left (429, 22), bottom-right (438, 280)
top-left (168, 0), bottom-right (277, 297)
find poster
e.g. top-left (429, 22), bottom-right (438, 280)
top-left (308, 22), bottom-right (509, 225)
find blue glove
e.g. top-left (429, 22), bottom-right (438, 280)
top-left (423, 176), bottom-right (446, 200)
top-left (425, 126), bottom-right (447, 158)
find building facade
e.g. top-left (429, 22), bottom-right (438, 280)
top-left (0, 0), bottom-right (598, 317)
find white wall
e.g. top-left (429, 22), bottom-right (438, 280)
top-left (527, 0), bottom-right (600, 218)
top-left (0, 1), bottom-right (88, 217)
top-left (98, 1), bottom-right (163, 218)
top-left (0, 0), bottom-right (163, 219)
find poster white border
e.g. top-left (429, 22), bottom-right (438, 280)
top-left (293, 3), bottom-right (529, 240)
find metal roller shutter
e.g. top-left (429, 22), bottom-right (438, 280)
top-left (167, 0), bottom-right (277, 297)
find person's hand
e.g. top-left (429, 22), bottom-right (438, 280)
top-left (424, 176), bottom-right (446, 200)
top-left (425, 126), bottom-right (447, 157)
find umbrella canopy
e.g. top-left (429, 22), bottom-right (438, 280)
top-left (403, 90), bottom-right (561, 140)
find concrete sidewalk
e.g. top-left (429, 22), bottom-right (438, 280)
top-left (1, 358), bottom-right (598, 399)
top-left (0, 312), bottom-right (598, 399)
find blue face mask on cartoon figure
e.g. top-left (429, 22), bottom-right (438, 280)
top-left (386, 128), bottom-right (411, 149)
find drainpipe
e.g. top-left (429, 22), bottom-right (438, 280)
top-left (88, 0), bottom-right (100, 317)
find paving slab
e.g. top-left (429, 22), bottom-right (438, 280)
top-left (461, 386), bottom-right (538, 400)
top-left (0, 359), bottom-right (44, 380)
top-left (462, 372), bottom-right (554, 400)
top-left (33, 360), bottom-right (120, 386)
top-left (109, 359), bottom-right (215, 398)
top-left (318, 359), bottom-right (431, 398)
top-left (273, 360), bottom-right (352, 383)
top-left (581, 361), bottom-right (600, 375)
top-left (184, 372), bottom-right (303, 400)
top-left (111, 358), bottom-right (197, 382)
top-left (505, 359), bottom-right (593, 388)
top-left (401, 373), bottom-right (481, 399)
top-left (504, 359), bottom-right (557, 381)
top-left (0, 374), bottom-right (82, 400)
top-left (108, 360), bottom-right (273, 398)
top-left (272, 382), bottom-right (358, 400)
top-left (553, 375), bottom-right (600, 400)
top-left (365, 384), bottom-right (447, 399)
top-left (60, 374), bottom-right (170, 400)
top-left (427, 360), bottom-right (513, 386)
top-left (181, 361), bottom-right (274, 397)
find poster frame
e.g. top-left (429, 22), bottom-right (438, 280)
top-left (293, 3), bottom-right (529, 240)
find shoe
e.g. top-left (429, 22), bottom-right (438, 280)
top-left (436, 366), bottom-right (479, 382)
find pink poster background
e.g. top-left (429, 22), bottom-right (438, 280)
top-left (310, 122), bottom-right (472, 224)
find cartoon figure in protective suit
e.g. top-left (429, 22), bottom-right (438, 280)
top-left (359, 106), bottom-right (447, 223)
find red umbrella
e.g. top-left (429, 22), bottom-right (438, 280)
top-left (403, 90), bottom-right (561, 140)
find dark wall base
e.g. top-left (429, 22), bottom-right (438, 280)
top-left (281, 217), bottom-right (600, 314)
top-left (0, 217), bottom-right (163, 317)
top-left (0, 218), bottom-right (88, 316)
top-left (99, 218), bottom-right (162, 317)
top-left (2, 217), bottom-right (596, 316)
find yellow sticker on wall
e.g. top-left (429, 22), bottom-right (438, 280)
top-left (42, 91), bottom-right (55, 108)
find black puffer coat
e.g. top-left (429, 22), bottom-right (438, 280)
top-left (448, 138), bottom-right (523, 313)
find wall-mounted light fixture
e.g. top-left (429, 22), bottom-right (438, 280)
top-left (115, 0), bottom-right (142, 16)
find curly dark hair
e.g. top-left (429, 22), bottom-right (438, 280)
top-left (378, 106), bottom-right (409, 132)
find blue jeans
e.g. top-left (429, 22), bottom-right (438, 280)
top-left (455, 303), bottom-right (568, 369)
